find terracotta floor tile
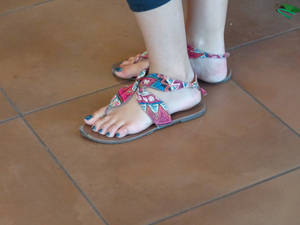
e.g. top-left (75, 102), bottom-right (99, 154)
top-left (0, 119), bottom-right (104, 225)
top-left (0, 0), bottom-right (42, 14)
top-left (25, 82), bottom-right (300, 225)
top-left (182, 0), bottom-right (300, 48)
top-left (159, 169), bottom-right (300, 225)
top-left (1, 0), bottom-right (300, 113)
top-left (231, 29), bottom-right (300, 133)
top-left (224, 0), bottom-right (300, 47)
top-left (0, 92), bottom-right (17, 122)
top-left (0, 0), bottom-right (144, 112)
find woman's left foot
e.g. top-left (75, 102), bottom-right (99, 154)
top-left (84, 73), bottom-right (201, 138)
top-left (190, 56), bottom-right (228, 83)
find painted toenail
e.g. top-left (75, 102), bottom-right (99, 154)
top-left (92, 126), bottom-right (96, 131)
top-left (105, 132), bottom-right (110, 136)
top-left (85, 115), bottom-right (93, 120)
top-left (116, 133), bottom-right (120, 137)
top-left (115, 67), bottom-right (122, 72)
top-left (99, 129), bottom-right (103, 133)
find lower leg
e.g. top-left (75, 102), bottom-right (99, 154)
top-left (85, 0), bottom-right (201, 138)
top-left (135, 0), bottom-right (193, 82)
top-left (116, 0), bottom-right (194, 81)
top-left (186, 0), bottom-right (228, 53)
top-left (186, 0), bottom-right (229, 82)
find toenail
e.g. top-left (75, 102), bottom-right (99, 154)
top-left (99, 129), bottom-right (103, 133)
top-left (116, 133), bottom-right (120, 137)
top-left (115, 67), bottom-right (122, 72)
top-left (92, 126), bottom-right (96, 131)
top-left (105, 132), bottom-right (110, 137)
top-left (85, 115), bottom-right (93, 120)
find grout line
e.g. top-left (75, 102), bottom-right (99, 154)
top-left (0, 0), bottom-right (55, 17)
top-left (23, 83), bottom-right (124, 116)
top-left (0, 88), bottom-right (110, 225)
top-left (231, 80), bottom-right (300, 138)
top-left (0, 115), bottom-right (20, 125)
top-left (148, 166), bottom-right (300, 225)
top-left (227, 25), bottom-right (300, 52)
top-left (8, 26), bottom-right (300, 118)
top-left (147, 41), bottom-right (300, 224)
top-left (0, 6), bottom-right (299, 224)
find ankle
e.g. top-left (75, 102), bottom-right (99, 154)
top-left (149, 60), bottom-right (194, 82)
top-left (187, 32), bottom-right (225, 54)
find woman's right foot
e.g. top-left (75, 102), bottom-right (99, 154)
top-left (113, 46), bottom-right (228, 82)
top-left (190, 55), bottom-right (228, 83)
top-left (113, 53), bottom-right (150, 79)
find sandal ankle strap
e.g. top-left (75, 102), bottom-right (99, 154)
top-left (187, 44), bottom-right (230, 59)
top-left (132, 45), bottom-right (229, 64)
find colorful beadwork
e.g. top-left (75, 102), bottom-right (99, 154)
top-left (187, 45), bottom-right (230, 59)
top-left (107, 71), bottom-right (205, 126)
top-left (130, 45), bottom-right (229, 65)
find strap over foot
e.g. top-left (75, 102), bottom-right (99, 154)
top-left (107, 71), bottom-right (206, 126)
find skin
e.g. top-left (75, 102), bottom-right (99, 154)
top-left (84, 0), bottom-right (229, 138)
top-left (115, 0), bottom-right (229, 83)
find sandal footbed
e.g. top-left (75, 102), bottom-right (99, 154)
top-left (80, 101), bottom-right (206, 144)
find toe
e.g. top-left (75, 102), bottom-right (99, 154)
top-left (106, 121), bottom-right (125, 137)
top-left (93, 115), bottom-right (110, 133)
top-left (84, 106), bottom-right (107, 125)
top-left (115, 62), bottom-right (148, 79)
top-left (120, 60), bottom-right (130, 66)
top-left (115, 125), bottom-right (129, 138)
top-left (128, 57), bottom-right (135, 63)
top-left (99, 118), bottom-right (117, 136)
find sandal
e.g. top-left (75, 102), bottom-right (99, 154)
top-left (81, 70), bottom-right (207, 144)
top-left (112, 45), bottom-right (232, 83)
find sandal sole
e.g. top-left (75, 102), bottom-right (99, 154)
top-left (80, 101), bottom-right (206, 144)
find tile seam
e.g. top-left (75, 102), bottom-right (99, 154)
top-left (148, 166), bottom-right (300, 225)
top-left (147, 76), bottom-right (300, 224)
top-left (11, 26), bottom-right (300, 117)
top-left (23, 82), bottom-right (124, 116)
top-left (227, 25), bottom-right (300, 52)
top-left (0, 0), bottom-right (55, 17)
top-left (231, 80), bottom-right (300, 138)
top-left (0, 87), bottom-right (110, 225)
top-left (0, 115), bottom-right (20, 125)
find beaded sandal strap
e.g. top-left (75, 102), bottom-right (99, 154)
top-left (107, 71), bottom-right (206, 126)
top-left (131, 45), bottom-right (229, 65)
top-left (187, 45), bottom-right (230, 59)
top-left (133, 51), bottom-right (149, 64)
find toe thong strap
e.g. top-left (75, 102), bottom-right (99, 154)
top-left (187, 45), bottom-right (230, 59)
top-left (107, 71), bottom-right (206, 126)
top-left (106, 70), bottom-right (147, 113)
top-left (136, 73), bottom-right (202, 126)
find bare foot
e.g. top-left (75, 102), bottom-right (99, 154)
top-left (190, 56), bottom-right (228, 83)
top-left (84, 74), bottom-right (201, 138)
top-left (113, 50), bottom-right (228, 83)
top-left (113, 53), bottom-right (150, 79)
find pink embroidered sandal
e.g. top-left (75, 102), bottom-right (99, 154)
top-left (80, 70), bottom-right (207, 144)
top-left (112, 45), bottom-right (232, 84)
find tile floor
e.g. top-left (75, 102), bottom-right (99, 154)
top-left (0, 0), bottom-right (299, 225)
